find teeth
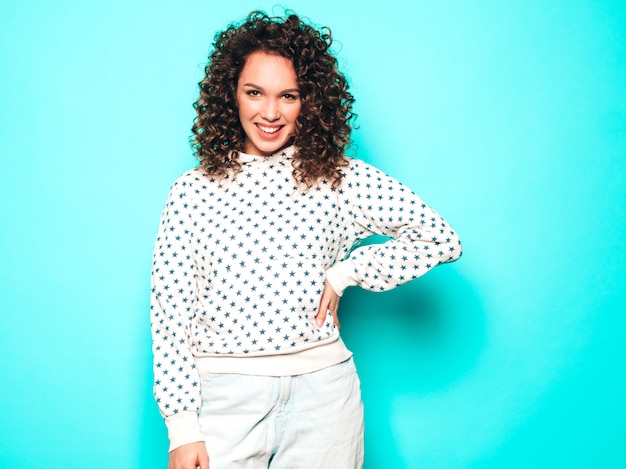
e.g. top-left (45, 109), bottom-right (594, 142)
top-left (258, 125), bottom-right (280, 134)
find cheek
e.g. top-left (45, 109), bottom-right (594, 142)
top-left (237, 100), bottom-right (250, 120)
top-left (289, 103), bottom-right (302, 122)
top-left (236, 94), bottom-right (257, 121)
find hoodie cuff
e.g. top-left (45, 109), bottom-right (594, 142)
top-left (165, 411), bottom-right (204, 452)
top-left (325, 259), bottom-right (359, 297)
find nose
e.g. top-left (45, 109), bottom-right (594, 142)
top-left (261, 99), bottom-right (280, 121)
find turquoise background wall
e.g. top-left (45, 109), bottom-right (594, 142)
top-left (1, 1), bottom-right (624, 467)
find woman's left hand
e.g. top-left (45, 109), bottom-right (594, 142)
top-left (316, 281), bottom-right (341, 328)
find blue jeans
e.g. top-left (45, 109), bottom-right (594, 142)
top-left (198, 357), bottom-right (364, 468)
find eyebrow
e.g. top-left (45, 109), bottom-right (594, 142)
top-left (241, 83), bottom-right (300, 93)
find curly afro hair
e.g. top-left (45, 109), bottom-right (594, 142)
top-left (191, 11), bottom-right (356, 187)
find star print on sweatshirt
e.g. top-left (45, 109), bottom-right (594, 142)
top-left (150, 146), bottom-right (461, 448)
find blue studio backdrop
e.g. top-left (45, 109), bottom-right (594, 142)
top-left (1, 1), bottom-right (624, 468)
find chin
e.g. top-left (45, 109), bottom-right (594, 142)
top-left (249, 139), bottom-right (292, 156)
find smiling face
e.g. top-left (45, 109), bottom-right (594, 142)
top-left (236, 51), bottom-right (302, 156)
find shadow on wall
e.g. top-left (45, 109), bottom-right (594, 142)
top-left (136, 265), bottom-right (482, 468)
top-left (340, 265), bottom-right (483, 465)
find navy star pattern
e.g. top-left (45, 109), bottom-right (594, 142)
top-left (150, 147), bottom-right (462, 419)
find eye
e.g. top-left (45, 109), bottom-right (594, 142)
top-left (246, 90), bottom-right (261, 97)
top-left (283, 93), bottom-right (300, 101)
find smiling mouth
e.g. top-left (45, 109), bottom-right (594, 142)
top-left (256, 124), bottom-right (282, 134)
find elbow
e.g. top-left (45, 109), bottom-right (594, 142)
top-left (450, 232), bottom-right (463, 262)
top-left (443, 230), bottom-right (462, 263)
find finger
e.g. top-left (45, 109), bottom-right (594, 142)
top-left (324, 295), bottom-right (340, 329)
top-left (317, 281), bottom-right (341, 328)
top-left (199, 453), bottom-right (210, 469)
top-left (332, 309), bottom-right (341, 329)
top-left (315, 306), bottom-right (328, 328)
top-left (315, 290), bottom-right (330, 327)
top-left (329, 301), bottom-right (340, 329)
top-left (316, 300), bottom-right (340, 328)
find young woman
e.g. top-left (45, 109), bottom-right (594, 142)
top-left (151, 11), bottom-right (462, 469)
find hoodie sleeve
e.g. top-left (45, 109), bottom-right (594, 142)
top-left (150, 174), bottom-right (204, 451)
top-left (325, 160), bottom-right (462, 296)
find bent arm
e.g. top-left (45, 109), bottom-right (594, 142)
top-left (326, 160), bottom-right (462, 295)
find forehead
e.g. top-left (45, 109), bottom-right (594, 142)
top-left (238, 51), bottom-right (298, 86)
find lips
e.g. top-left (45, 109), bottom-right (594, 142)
top-left (256, 124), bottom-right (283, 135)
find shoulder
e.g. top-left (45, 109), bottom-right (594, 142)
top-left (167, 168), bottom-right (222, 194)
top-left (163, 168), bottom-right (216, 208)
top-left (341, 158), bottom-right (419, 198)
top-left (342, 158), bottom-right (389, 185)
top-left (170, 168), bottom-right (207, 189)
